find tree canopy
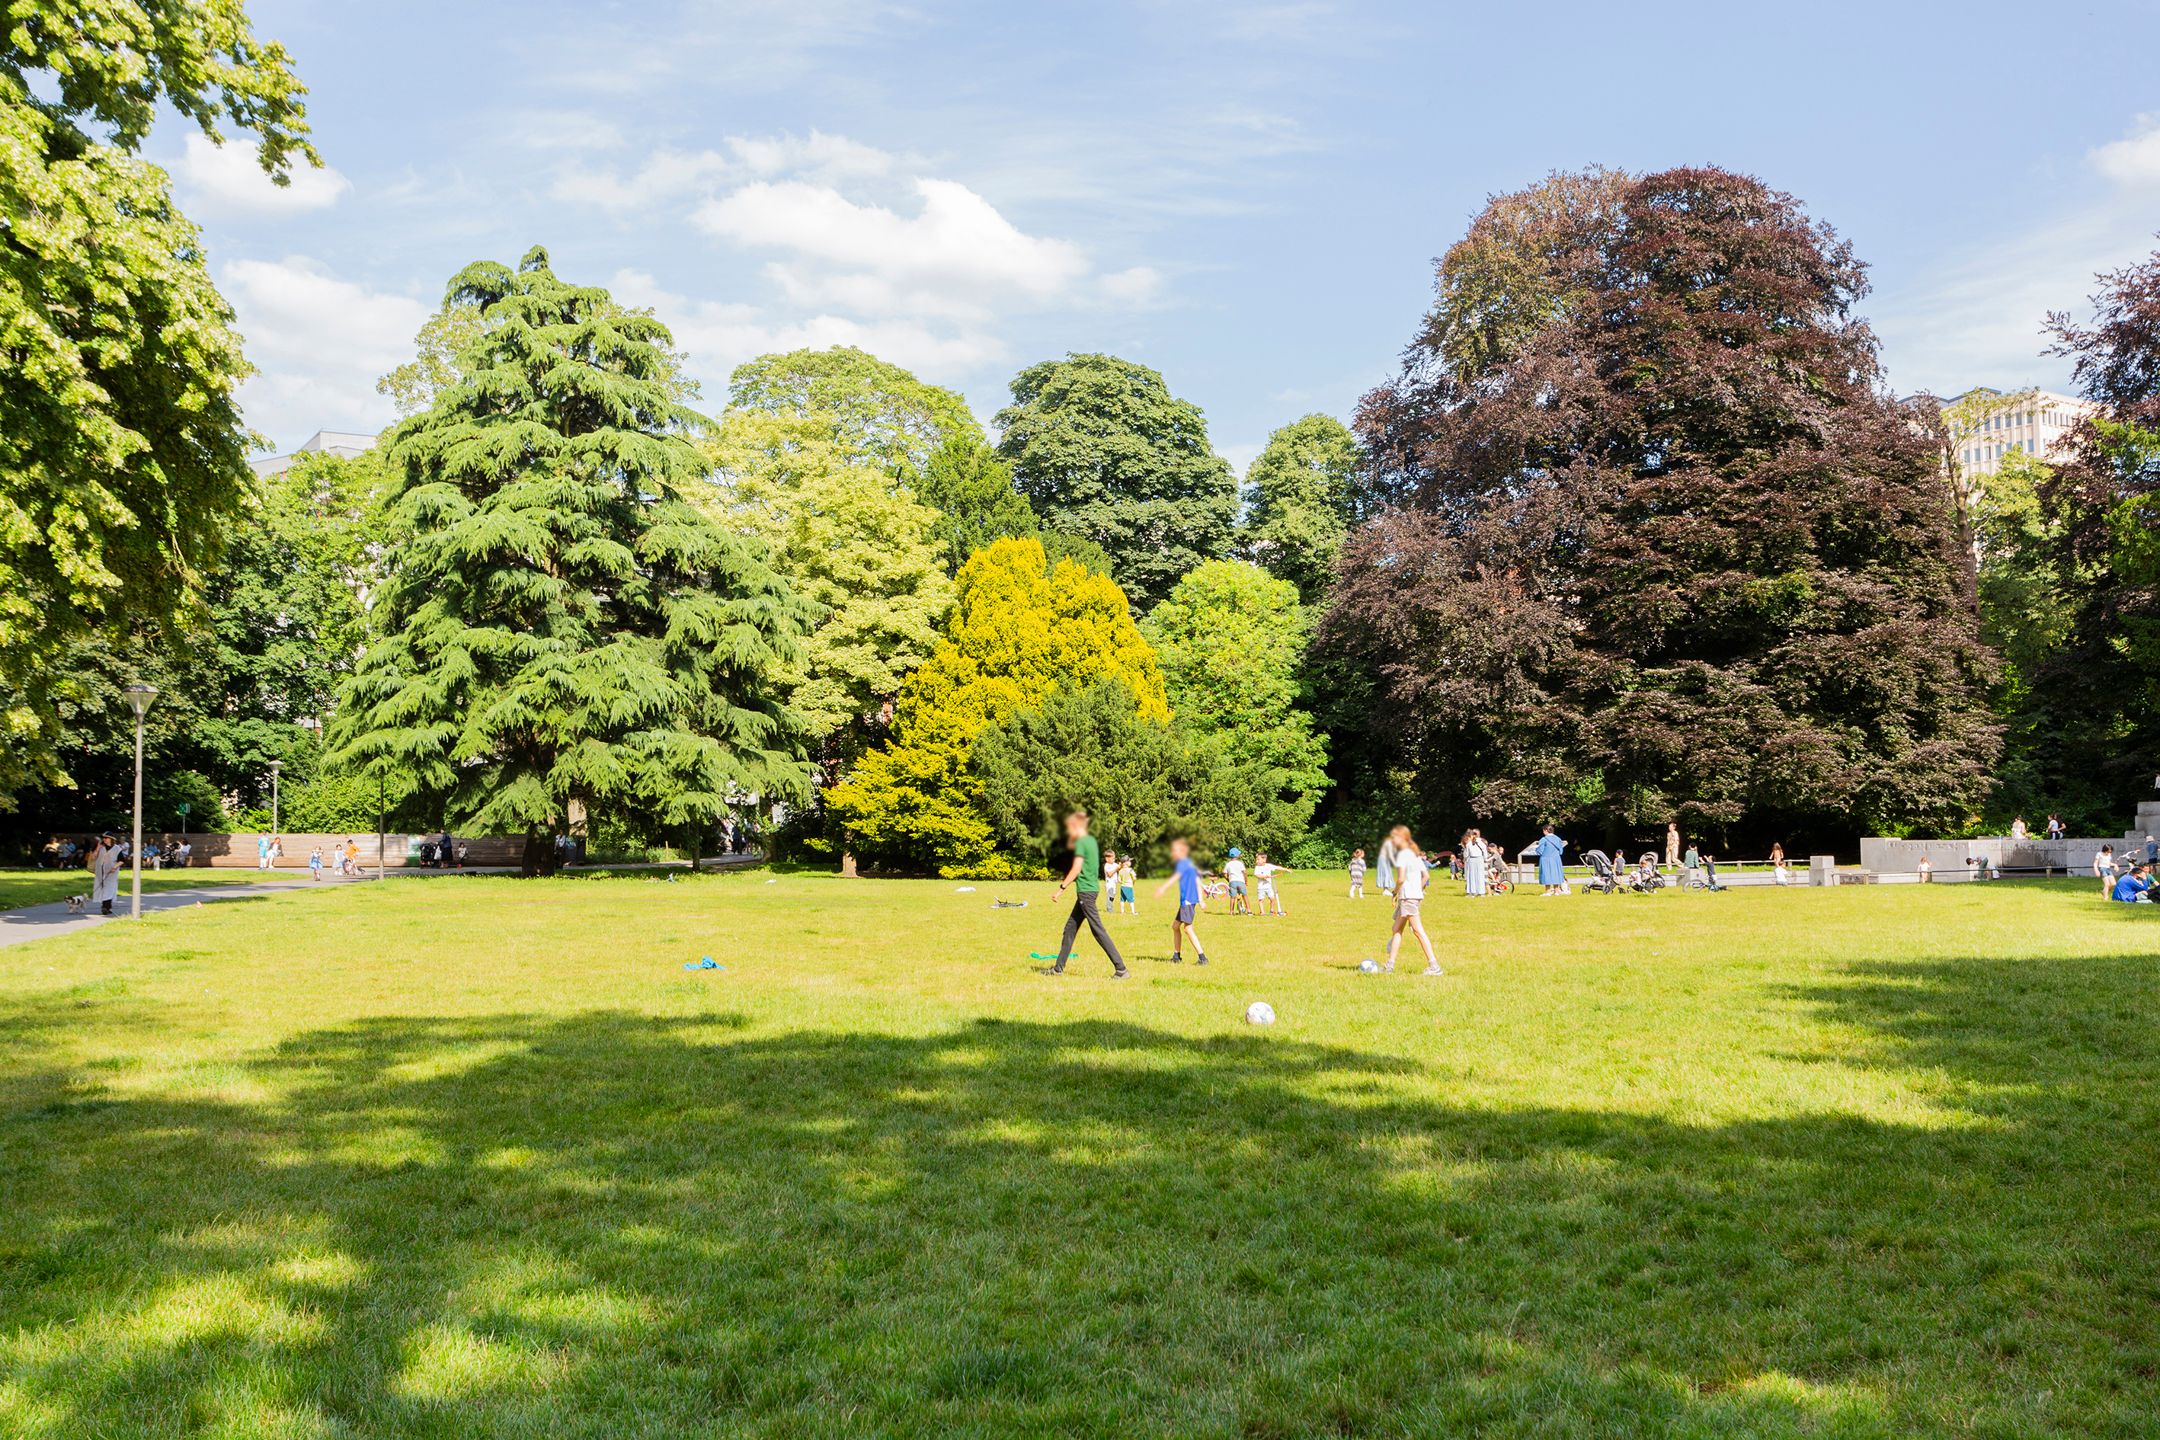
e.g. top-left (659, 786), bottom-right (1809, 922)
top-left (0, 0), bottom-right (318, 804)
top-left (824, 536), bottom-right (1166, 872)
top-left (1331, 166), bottom-right (1996, 843)
top-left (1241, 414), bottom-right (1365, 601)
top-left (914, 435), bottom-right (1037, 575)
top-left (995, 353), bottom-right (1236, 608)
top-left (1145, 559), bottom-right (1330, 849)
top-left (725, 347), bottom-right (982, 486)
top-left (332, 249), bottom-right (812, 873)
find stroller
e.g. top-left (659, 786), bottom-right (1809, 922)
top-left (1625, 853), bottom-right (1667, 893)
top-left (1584, 850), bottom-right (1626, 895)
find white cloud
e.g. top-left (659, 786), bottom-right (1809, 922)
top-left (1100, 265), bottom-right (1166, 305)
top-left (695, 177), bottom-right (1090, 321)
top-left (222, 258), bottom-right (431, 448)
top-left (611, 268), bottom-right (1008, 397)
top-left (551, 147), bottom-right (736, 209)
top-left (726, 130), bottom-right (898, 179)
top-left (2091, 114), bottom-right (2160, 189)
top-left (177, 133), bottom-right (351, 213)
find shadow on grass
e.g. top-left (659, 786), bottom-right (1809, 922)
top-left (1, 956), bottom-right (2156, 1438)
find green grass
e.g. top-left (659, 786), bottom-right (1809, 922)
top-left (0, 866), bottom-right (285, 911)
top-left (0, 870), bottom-right (2153, 1437)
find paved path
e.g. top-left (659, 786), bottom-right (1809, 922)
top-left (0, 856), bottom-right (767, 950)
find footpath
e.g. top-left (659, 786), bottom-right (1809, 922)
top-left (0, 856), bottom-right (761, 950)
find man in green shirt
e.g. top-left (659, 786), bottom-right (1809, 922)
top-left (1048, 809), bottom-right (1128, 978)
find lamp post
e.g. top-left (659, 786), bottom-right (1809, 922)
top-left (124, 684), bottom-right (157, 920)
top-left (268, 758), bottom-right (282, 839)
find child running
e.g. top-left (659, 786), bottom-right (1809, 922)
top-left (1348, 847), bottom-right (1366, 899)
top-left (1380, 825), bottom-right (1441, 976)
top-left (1117, 855), bottom-right (1137, 915)
top-left (1153, 836), bottom-right (1210, 966)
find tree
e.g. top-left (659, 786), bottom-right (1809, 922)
top-left (332, 249), bottom-right (812, 874)
top-left (1144, 560), bottom-right (1329, 849)
top-left (378, 292), bottom-right (698, 417)
top-left (2025, 243), bottom-right (2160, 814)
top-left (1329, 167), bottom-right (1997, 846)
top-left (972, 677), bottom-right (1275, 870)
top-left (699, 412), bottom-right (951, 765)
top-left (1241, 414), bottom-right (1365, 601)
top-left (824, 536), bottom-right (1167, 871)
top-left (1, 0), bottom-right (317, 802)
top-left (915, 435), bottom-right (1036, 573)
top-left (995, 353), bottom-right (1236, 608)
top-left (725, 347), bottom-right (982, 486)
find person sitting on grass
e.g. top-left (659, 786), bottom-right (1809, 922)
top-left (1153, 836), bottom-right (1210, 966)
top-left (2111, 862), bottom-right (2153, 904)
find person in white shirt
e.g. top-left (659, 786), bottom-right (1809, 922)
top-left (1252, 852), bottom-right (1287, 916)
top-left (1380, 826), bottom-right (1441, 976)
top-left (1222, 849), bottom-right (1250, 915)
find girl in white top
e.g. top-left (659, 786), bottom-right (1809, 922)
top-left (1381, 826), bottom-right (1441, 976)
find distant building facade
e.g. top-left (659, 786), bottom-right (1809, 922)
top-left (250, 429), bottom-right (380, 478)
top-left (1941, 387), bottom-right (2095, 478)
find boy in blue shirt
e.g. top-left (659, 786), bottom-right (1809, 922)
top-left (1153, 836), bottom-right (1211, 966)
top-left (2111, 862), bottom-right (2153, 903)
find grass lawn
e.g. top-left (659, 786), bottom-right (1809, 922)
top-left (0, 870), bottom-right (2153, 1438)
top-left (0, 866), bottom-right (287, 911)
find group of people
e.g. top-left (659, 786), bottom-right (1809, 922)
top-left (39, 833), bottom-right (193, 871)
top-left (2097, 837), bottom-right (2160, 900)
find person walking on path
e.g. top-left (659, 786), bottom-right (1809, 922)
top-left (1666, 822), bottom-right (1681, 868)
top-left (1044, 811), bottom-right (1128, 978)
top-left (1534, 824), bottom-right (1568, 897)
top-left (1380, 826), bottom-right (1441, 976)
top-left (1153, 837), bottom-right (1210, 966)
top-left (89, 833), bottom-right (122, 916)
top-left (256, 833), bottom-right (273, 871)
top-left (1462, 828), bottom-right (1488, 897)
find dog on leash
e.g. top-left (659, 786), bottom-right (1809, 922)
top-left (65, 894), bottom-right (87, 913)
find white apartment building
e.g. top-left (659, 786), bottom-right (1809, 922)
top-left (1943, 387), bottom-right (2095, 477)
top-left (249, 429), bottom-right (380, 478)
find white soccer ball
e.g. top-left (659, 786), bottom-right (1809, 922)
top-left (1357, 959), bottom-right (1379, 973)
top-left (1245, 1000), bottom-right (1277, 1026)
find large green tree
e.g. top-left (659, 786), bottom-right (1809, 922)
top-left (725, 347), bottom-right (982, 486)
top-left (1330, 167), bottom-right (1996, 846)
top-left (333, 249), bottom-right (812, 874)
top-left (1, 0), bottom-right (317, 802)
top-left (1145, 559), bottom-right (1329, 850)
top-left (1241, 414), bottom-right (1365, 601)
top-left (915, 435), bottom-right (1037, 574)
top-left (825, 536), bottom-right (1166, 872)
top-left (995, 353), bottom-right (1236, 608)
top-left (700, 411), bottom-right (951, 765)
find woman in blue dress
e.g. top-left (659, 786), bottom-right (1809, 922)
top-left (1534, 823), bottom-right (1568, 897)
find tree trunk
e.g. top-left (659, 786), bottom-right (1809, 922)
top-left (521, 829), bottom-right (549, 878)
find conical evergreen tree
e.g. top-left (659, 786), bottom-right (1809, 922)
top-left (333, 248), bottom-right (812, 873)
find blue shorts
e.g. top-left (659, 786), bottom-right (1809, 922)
top-left (1119, 885), bottom-right (1134, 902)
top-left (1176, 901), bottom-right (1198, 924)
top-left (1229, 880), bottom-right (1247, 897)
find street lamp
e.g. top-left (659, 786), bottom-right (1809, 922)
top-left (124, 684), bottom-right (157, 920)
top-left (268, 758), bottom-right (282, 838)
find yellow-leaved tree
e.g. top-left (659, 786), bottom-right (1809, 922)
top-left (824, 536), bottom-right (1166, 872)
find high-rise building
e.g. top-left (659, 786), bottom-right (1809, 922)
top-left (1941, 387), bottom-right (2095, 478)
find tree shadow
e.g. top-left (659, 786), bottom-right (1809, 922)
top-left (1, 968), bottom-right (2155, 1437)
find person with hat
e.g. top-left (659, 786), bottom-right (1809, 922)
top-left (1222, 847), bottom-right (1250, 916)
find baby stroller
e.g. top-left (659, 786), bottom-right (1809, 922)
top-left (1584, 850), bottom-right (1625, 895)
top-left (1626, 853), bottom-right (1667, 893)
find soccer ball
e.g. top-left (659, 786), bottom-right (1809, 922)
top-left (1245, 1001), bottom-right (1276, 1026)
top-left (1357, 959), bottom-right (1379, 973)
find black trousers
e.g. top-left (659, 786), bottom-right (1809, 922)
top-left (1056, 891), bottom-right (1127, 974)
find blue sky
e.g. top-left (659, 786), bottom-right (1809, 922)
top-left (178, 0), bottom-right (2160, 466)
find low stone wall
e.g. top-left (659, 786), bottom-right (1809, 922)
top-left (1859, 836), bottom-right (2112, 877)
top-left (93, 832), bottom-right (530, 869)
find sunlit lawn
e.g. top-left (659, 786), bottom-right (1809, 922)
top-left (0, 868), bottom-right (2154, 1437)
top-left (0, 866), bottom-right (285, 911)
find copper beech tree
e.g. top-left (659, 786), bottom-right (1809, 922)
top-left (1321, 167), bottom-right (1997, 841)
